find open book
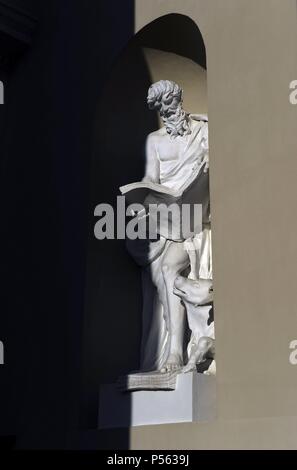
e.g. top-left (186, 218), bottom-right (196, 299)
top-left (120, 162), bottom-right (210, 240)
top-left (119, 161), bottom-right (209, 207)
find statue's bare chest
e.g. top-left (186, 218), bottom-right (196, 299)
top-left (155, 135), bottom-right (188, 162)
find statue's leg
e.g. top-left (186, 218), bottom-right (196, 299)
top-left (160, 241), bottom-right (190, 372)
top-left (140, 260), bottom-right (169, 372)
top-left (139, 266), bottom-right (157, 369)
top-left (184, 236), bottom-right (202, 280)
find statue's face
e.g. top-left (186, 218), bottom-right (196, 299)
top-left (160, 94), bottom-right (181, 117)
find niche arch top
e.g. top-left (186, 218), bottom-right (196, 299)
top-left (134, 13), bottom-right (206, 69)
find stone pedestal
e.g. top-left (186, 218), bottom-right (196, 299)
top-left (98, 372), bottom-right (216, 429)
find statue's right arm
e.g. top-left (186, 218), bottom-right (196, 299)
top-left (142, 134), bottom-right (160, 184)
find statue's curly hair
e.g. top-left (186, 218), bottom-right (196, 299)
top-left (147, 80), bottom-right (183, 115)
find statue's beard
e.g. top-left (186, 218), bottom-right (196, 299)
top-left (161, 106), bottom-right (191, 138)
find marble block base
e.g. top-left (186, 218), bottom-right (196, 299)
top-left (98, 372), bottom-right (216, 429)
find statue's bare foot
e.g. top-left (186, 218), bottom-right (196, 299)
top-left (160, 353), bottom-right (183, 373)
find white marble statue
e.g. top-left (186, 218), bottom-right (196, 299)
top-left (121, 80), bottom-right (214, 388)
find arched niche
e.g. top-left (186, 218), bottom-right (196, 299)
top-left (82, 13), bottom-right (209, 427)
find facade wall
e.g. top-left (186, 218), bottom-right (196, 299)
top-left (1, 0), bottom-right (297, 450)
